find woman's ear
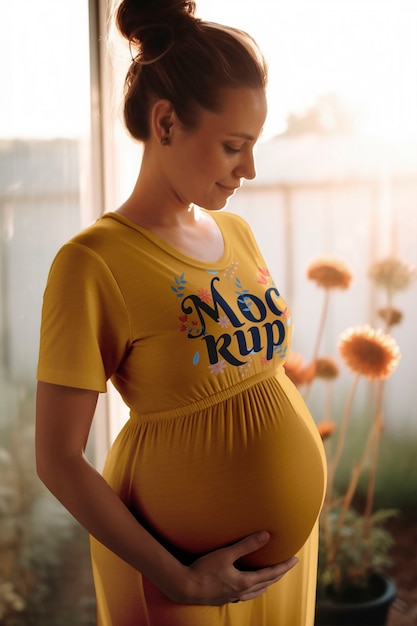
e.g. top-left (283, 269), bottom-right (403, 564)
top-left (151, 99), bottom-right (175, 145)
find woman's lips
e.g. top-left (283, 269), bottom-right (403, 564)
top-left (217, 183), bottom-right (239, 195)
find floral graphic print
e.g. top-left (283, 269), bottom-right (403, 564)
top-left (171, 264), bottom-right (290, 378)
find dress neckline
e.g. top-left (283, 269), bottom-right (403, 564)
top-left (101, 210), bottom-right (233, 270)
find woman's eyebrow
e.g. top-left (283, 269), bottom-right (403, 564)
top-left (228, 131), bottom-right (263, 141)
top-left (228, 132), bottom-right (255, 140)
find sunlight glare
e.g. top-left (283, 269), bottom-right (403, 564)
top-left (197, 0), bottom-right (417, 141)
top-left (0, 0), bottom-right (416, 141)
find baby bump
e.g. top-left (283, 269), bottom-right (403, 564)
top-left (106, 374), bottom-right (326, 568)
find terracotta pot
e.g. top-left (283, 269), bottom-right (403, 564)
top-left (315, 572), bottom-right (396, 626)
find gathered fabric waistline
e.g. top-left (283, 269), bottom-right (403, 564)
top-left (129, 368), bottom-right (283, 425)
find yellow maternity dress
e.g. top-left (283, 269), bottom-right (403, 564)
top-left (37, 210), bottom-right (326, 626)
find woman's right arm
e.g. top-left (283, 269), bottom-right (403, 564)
top-left (36, 381), bottom-right (298, 605)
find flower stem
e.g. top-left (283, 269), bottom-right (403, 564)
top-left (331, 413), bottom-right (378, 560)
top-left (363, 381), bottom-right (385, 539)
top-left (313, 289), bottom-right (330, 361)
top-left (304, 289), bottom-right (330, 399)
top-left (326, 374), bottom-right (359, 507)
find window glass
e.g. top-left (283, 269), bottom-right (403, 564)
top-left (0, 1), bottom-right (96, 623)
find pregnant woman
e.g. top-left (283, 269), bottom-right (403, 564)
top-left (35, 1), bottom-right (326, 624)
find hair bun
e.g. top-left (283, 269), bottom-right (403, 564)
top-left (117, 0), bottom-right (197, 53)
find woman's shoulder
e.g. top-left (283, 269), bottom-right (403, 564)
top-left (211, 210), bottom-right (252, 233)
top-left (46, 214), bottom-right (128, 283)
top-left (212, 210), bottom-right (258, 247)
top-left (50, 212), bottom-right (137, 270)
top-left (67, 212), bottom-right (123, 248)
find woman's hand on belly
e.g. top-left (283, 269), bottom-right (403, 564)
top-left (181, 531), bottom-right (298, 605)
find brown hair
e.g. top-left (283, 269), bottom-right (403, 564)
top-left (116, 0), bottom-right (268, 141)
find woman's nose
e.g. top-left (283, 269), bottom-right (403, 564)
top-left (235, 149), bottom-right (256, 180)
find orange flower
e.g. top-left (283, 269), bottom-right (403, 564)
top-left (197, 288), bottom-right (212, 304)
top-left (306, 257), bottom-right (353, 290)
top-left (377, 306), bottom-right (403, 327)
top-left (369, 257), bottom-right (417, 293)
top-left (338, 325), bottom-right (400, 381)
top-left (317, 420), bottom-right (337, 441)
top-left (284, 352), bottom-right (316, 386)
top-left (314, 356), bottom-right (340, 380)
top-left (257, 267), bottom-right (271, 285)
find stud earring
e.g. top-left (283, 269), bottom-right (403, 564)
top-left (161, 137), bottom-right (169, 146)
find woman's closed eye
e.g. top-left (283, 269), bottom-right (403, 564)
top-left (223, 144), bottom-right (242, 154)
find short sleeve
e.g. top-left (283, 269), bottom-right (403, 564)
top-left (37, 242), bottom-right (132, 392)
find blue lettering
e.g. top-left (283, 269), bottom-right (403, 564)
top-left (203, 333), bottom-right (246, 366)
top-left (263, 320), bottom-right (286, 360)
top-left (237, 294), bottom-right (267, 323)
top-left (234, 327), bottom-right (263, 356)
top-left (181, 277), bottom-right (244, 337)
top-left (265, 287), bottom-right (283, 316)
